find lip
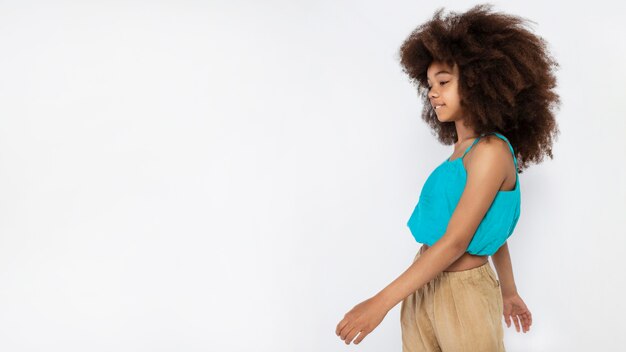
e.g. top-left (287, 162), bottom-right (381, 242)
top-left (433, 104), bottom-right (446, 110)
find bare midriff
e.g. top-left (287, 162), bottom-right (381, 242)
top-left (420, 244), bottom-right (488, 272)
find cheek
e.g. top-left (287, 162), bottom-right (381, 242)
top-left (443, 94), bottom-right (458, 108)
top-left (445, 91), bottom-right (461, 107)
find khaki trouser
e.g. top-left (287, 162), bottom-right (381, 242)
top-left (400, 248), bottom-right (506, 352)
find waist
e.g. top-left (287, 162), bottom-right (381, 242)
top-left (420, 244), bottom-right (489, 272)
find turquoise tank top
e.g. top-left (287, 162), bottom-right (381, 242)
top-left (406, 132), bottom-right (521, 255)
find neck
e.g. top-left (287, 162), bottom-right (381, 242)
top-left (454, 121), bottom-right (479, 144)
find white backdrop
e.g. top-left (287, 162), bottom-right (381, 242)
top-left (0, 1), bottom-right (624, 351)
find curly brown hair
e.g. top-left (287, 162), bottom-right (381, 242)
top-left (397, 3), bottom-right (561, 173)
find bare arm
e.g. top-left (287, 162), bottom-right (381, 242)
top-left (336, 137), bottom-right (515, 344)
top-left (491, 241), bottom-right (518, 297)
top-left (376, 238), bottom-right (465, 311)
top-left (376, 139), bottom-right (512, 310)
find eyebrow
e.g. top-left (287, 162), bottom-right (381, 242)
top-left (427, 70), bottom-right (452, 81)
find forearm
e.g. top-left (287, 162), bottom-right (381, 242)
top-left (375, 238), bottom-right (466, 311)
top-left (490, 241), bottom-right (518, 296)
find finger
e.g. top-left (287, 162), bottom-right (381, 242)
top-left (354, 329), bottom-right (370, 345)
top-left (520, 315), bottom-right (528, 332)
top-left (345, 328), bottom-right (362, 345)
top-left (512, 315), bottom-right (521, 332)
top-left (336, 318), bottom-right (349, 336)
top-left (524, 313), bottom-right (532, 332)
top-left (503, 313), bottom-right (511, 328)
top-left (340, 323), bottom-right (355, 340)
top-left (524, 312), bottom-right (532, 332)
top-left (335, 320), bottom-right (342, 336)
top-left (341, 325), bottom-right (357, 342)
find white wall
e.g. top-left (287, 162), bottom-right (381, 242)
top-left (0, 1), bottom-right (624, 351)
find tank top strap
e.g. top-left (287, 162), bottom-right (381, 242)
top-left (491, 132), bottom-right (518, 169)
top-left (461, 134), bottom-right (486, 158)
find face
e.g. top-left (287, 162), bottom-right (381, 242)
top-left (426, 61), bottom-right (463, 122)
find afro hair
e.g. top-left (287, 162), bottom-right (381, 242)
top-left (398, 3), bottom-right (561, 173)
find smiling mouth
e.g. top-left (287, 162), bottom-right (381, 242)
top-left (434, 104), bottom-right (445, 110)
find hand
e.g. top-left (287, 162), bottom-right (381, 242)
top-left (502, 292), bottom-right (532, 333)
top-left (335, 295), bottom-right (389, 345)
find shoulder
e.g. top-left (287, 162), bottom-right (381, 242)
top-left (469, 135), bottom-right (512, 165)
top-left (465, 135), bottom-right (512, 180)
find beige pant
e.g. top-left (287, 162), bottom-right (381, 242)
top-left (400, 248), bottom-right (506, 352)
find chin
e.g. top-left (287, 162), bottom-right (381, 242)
top-left (437, 112), bottom-right (459, 123)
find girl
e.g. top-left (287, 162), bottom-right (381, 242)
top-left (335, 4), bottom-right (560, 350)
